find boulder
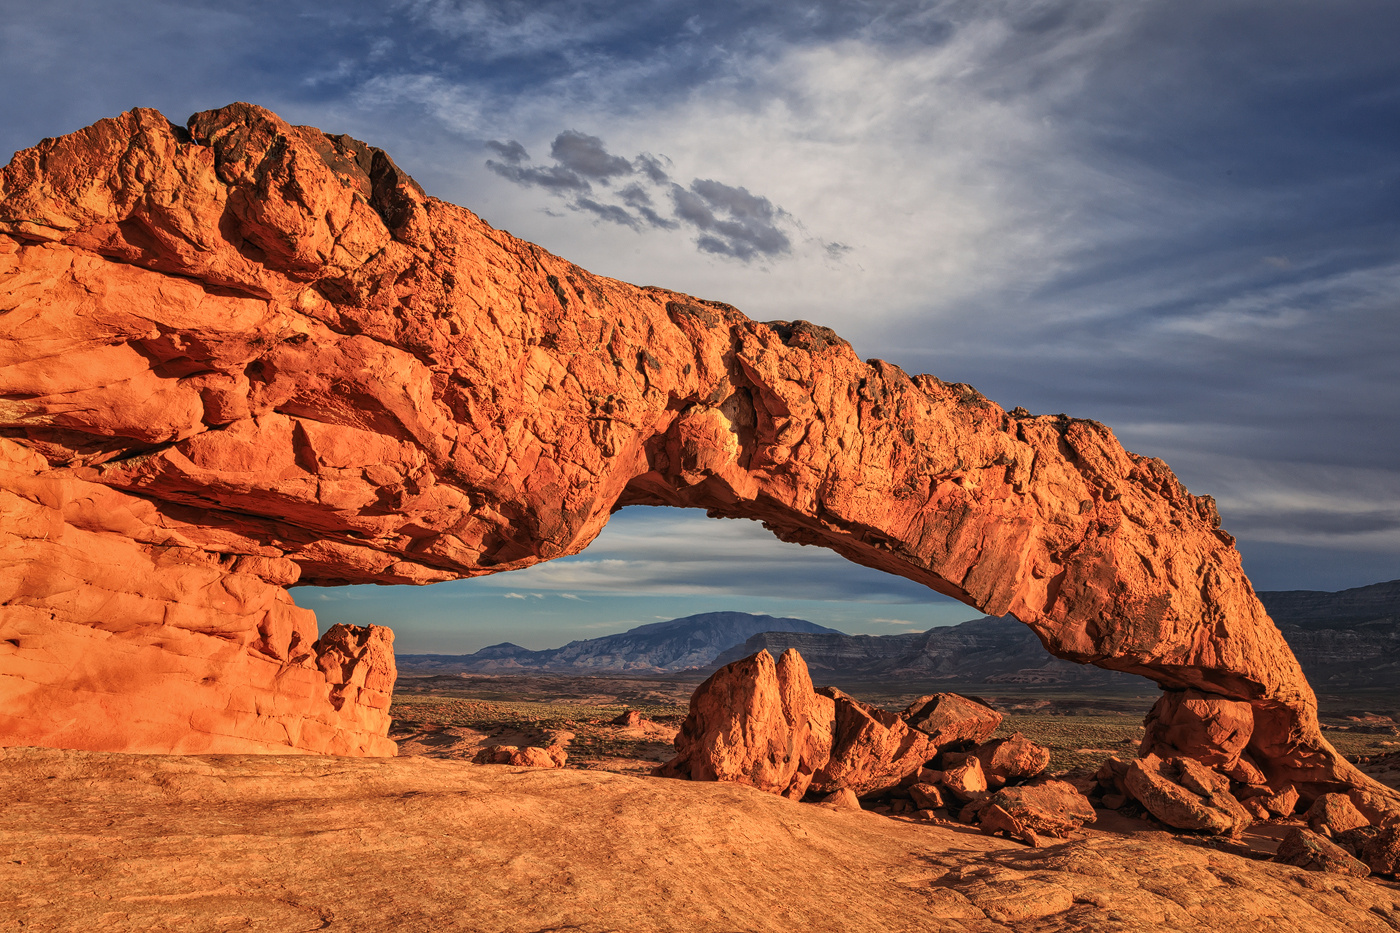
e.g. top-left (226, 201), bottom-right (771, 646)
top-left (1274, 827), bottom-right (1370, 877)
top-left (611, 711), bottom-right (644, 727)
top-left (1306, 793), bottom-right (1369, 836)
top-left (978, 779), bottom-right (1096, 845)
top-left (474, 745), bottom-right (566, 768)
top-left (1234, 782), bottom-right (1299, 820)
top-left (1094, 756), bottom-right (1132, 799)
top-left (807, 688), bottom-right (934, 797)
top-left (974, 732), bottom-right (1050, 788)
top-left (1222, 755), bottom-right (1266, 786)
top-left (1335, 825), bottom-right (1400, 878)
top-left (958, 798), bottom-right (992, 824)
top-left (654, 649), bottom-right (830, 798)
top-left (1262, 783), bottom-right (1300, 817)
top-left (900, 693), bottom-right (1001, 748)
top-left (1123, 754), bottom-right (1251, 836)
top-left (1141, 689), bottom-right (1254, 768)
top-left (775, 649), bottom-right (835, 800)
top-left (908, 782), bottom-right (945, 811)
top-left (1346, 788), bottom-right (1400, 826)
top-left (821, 788), bottom-right (861, 810)
top-left (1240, 797), bottom-right (1270, 820)
top-left (940, 755), bottom-right (989, 801)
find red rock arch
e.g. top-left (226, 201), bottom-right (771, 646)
top-left (0, 103), bottom-right (1388, 801)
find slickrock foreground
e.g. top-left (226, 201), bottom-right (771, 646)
top-left (1, 747), bottom-right (1398, 933)
top-left (0, 102), bottom-right (1393, 804)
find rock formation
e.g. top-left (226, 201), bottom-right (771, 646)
top-left (1123, 754), bottom-right (1254, 836)
top-left (0, 101), bottom-right (1392, 802)
top-left (1274, 827), bottom-right (1372, 878)
top-left (979, 780), bottom-right (1098, 846)
top-left (654, 648), bottom-right (832, 798)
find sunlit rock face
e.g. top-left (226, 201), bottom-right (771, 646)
top-left (0, 103), bottom-right (1388, 798)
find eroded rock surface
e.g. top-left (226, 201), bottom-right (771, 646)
top-left (0, 102), bottom-right (1393, 794)
top-left (902, 692), bottom-right (1002, 747)
top-left (975, 731), bottom-right (1051, 788)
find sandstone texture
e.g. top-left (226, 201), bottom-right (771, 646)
top-left (0, 101), bottom-right (1392, 799)
top-left (1307, 792), bottom-right (1371, 836)
top-left (1337, 825), bottom-right (1400, 878)
top-left (3, 747), bottom-right (1399, 933)
top-left (657, 648), bottom-right (1102, 845)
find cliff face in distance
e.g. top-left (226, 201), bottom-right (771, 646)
top-left (0, 102), bottom-right (1391, 802)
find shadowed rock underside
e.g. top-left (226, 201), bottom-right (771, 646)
top-left (0, 104), bottom-right (1390, 802)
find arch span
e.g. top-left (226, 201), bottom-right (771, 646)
top-left (0, 103), bottom-right (1386, 800)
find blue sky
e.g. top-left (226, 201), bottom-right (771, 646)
top-left (3, 1), bottom-right (1398, 651)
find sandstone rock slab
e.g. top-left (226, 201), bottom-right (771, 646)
top-left (807, 687), bottom-right (935, 797)
top-left (974, 731), bottom-right (1051, 788)
top-left (1275, 827), bottom-right (1371, 877)
top-left (1307, 792), bottom-right (1370, 836)
top-left (656, 649), bottom-right (831, 798)
top-left (900, 693), bottom-right (1001, 748)
top-left (1124, 754), bottom-right (1252, 836)
top-left (979, 779), bottom-right (1096, 846)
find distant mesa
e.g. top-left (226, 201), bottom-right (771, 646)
top-left (703, 583), bottom-right (1400, 689)
top-left (402, 579), bottom-right (1400, 688)
top-left (0, 102), bottom-right (1392, 805)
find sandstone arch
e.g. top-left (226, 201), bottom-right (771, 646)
top-left (0, 104), bottom-right (1388, 801)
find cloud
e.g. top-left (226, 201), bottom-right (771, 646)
top-left (485, 139), bottom-right (529, 164)
top-left (479, 128), bottom-right (798, 258)
top-left (573, 196), bottom-right (638, 228)
top-left (618, 183), bottom-right (678, 229)
top-left (485, 158), bottom-right (589, 191)
top-left (671, 179), bottom-right (792, 260)
top-left (634, 153), bottom-right (672, 185)
top-left (550, 129), bottom-right (632, 181)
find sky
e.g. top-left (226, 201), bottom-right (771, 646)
top-left (2, 1), bottom-right (1397, 651)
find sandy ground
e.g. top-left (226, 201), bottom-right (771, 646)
top-left (1, 746), bottom-right (1397, 933)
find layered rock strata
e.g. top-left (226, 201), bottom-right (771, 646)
top-left (0, 103), bottom-right (1390, 794)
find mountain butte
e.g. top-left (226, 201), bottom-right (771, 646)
top-left (0, 102), bottom-right (1392, 805)
top-left (400, 611), bottom-right (840, 674)
top-left (399, 579), bottom-right (1397, 686)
